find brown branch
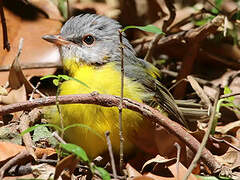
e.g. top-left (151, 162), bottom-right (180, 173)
top-left (0, 93), bottom-right (222, 173)
top-left (0, 0), bottom-right (10, 51)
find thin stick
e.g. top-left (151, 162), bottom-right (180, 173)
top-left (118, 30), bottom-right (124, 172)
top-left (29, 82), bottom-right (41, 101)
top-left (220, 92), bottom-right (240, 99)
top-left (56, 83), bottom-right (64, 138)
top-left (144, 34), bottom-right (163, 62)
top-left (174, 142), bottom-right (181, 180)
top-left (183, 89), bottom-right (220, 180)
top-left (105, 131), bottom-right (117, 179)
top-left (187, 75), bottom-right (212, 108)
top-left (210, 135), bottom-right (240, 152)
top-left (0, 62), bottom-right (61, 72)
top-left (52, 131), bottom-right (66, 144)
top-left (0, 0), bottom-right (10, 51)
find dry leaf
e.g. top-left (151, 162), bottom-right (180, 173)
top-left (126, 163), bottom-right (142, 178)
top-left (0, 142), bottom-right (25, 163)
top-left (0, 6), bottom-right (61, 84)
top-left (0, 85), bottom-right (26, 104)
top-left (32, 163), bottom-right (56, 179)
top-left (54, 154), bottom-right (79, 180)
top-left (141, 155), bottom-right (176, 172)
top-left (9, 49), bottom-right (33, 92)
top-left (27, 0), bottom-right (63, 20)
top-left (216, 121), bottom-right (240, 134)
top-left (35, 147), bottom-right (56, 159)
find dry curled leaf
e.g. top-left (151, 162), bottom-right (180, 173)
top-left (27, 0), bottom-right (63, 21)
top-left (0, 6), bottom-right (61, 85)
top-left (0, 85), bottom-right (26, 104)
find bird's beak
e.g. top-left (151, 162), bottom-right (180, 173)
top-left (42, 34), bottom-right (71, 46)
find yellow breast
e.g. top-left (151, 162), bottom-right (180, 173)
top-left (49, 60), bottom-right (151, 158)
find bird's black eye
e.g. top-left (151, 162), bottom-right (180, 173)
top-left (82, 34), bottom-right (95, 45)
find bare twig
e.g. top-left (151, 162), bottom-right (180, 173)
top-left (210, 135), bottom-right (240, 152)
top-left (52, 131), bottom-right (66, 144)
top-left (0, 0), bottom-right (10, 51)
top-left (144, 34), bottom-right (163, 62)
top-left (220, 92), bottom-right (240, 99)
top-left (174, 142), bottom-right (181, 180)
top-left (105, 131), bottom-right (117, 179)
top-left (29, 82), bottom-right (41, 101)
top-left (0, 62), bottom-right (61, 72)
top-left (183, 89), bottom-right (220, 180)
top-left (0, 93), bottom-right (222, 173)
top-left (118, 30), bottom-right (124, 172)
top-left (187, 76), bottom-right (212, 108)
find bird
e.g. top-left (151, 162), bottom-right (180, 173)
top-left (42, 14), bottom-right (187, 159)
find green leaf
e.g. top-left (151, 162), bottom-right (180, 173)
top-left (58, 75), bottom-right (71, 81)
top-left (221, 102), bottom-right (235, 108)
top-left (194, 16), bottom-right (214, 26)
top-left (53, 79), bottom-right (59, 86)
top-left (63, 124), bottom-right (104, 141)
top-left (20, 124), bottom-right (61, 136)
top-left (94, 166), bottom-right (110, 180)
top-left (211, 0), bottom-right (223, 14)
top-left (40, 75), bottom-right (58, 80)
top-left (60, 143), bottom-right (89, 162)
top-left (224, 86), bottom-right (234, 102)
top-left (122, 25), bottom-right (164, 34)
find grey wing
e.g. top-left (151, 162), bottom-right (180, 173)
top-left (123, 57), bottom-right (188, 127)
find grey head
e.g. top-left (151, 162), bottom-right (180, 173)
top-left (43, 14), bottom-right (135, 65)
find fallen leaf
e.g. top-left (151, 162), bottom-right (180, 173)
top-left (141, 155), bottom-right (176, 172)
top-left (0, 5), bottom-right (61, 85)
top-left (126, 163), bottom-right (142, 178)
top-left (8, 42), bottom-right (34, 92)
top-left (0, 85), bottom-right (26, 104)
top-left (0, 142), bottom-right (25, 163)
top-left (35, 147), bottom-right (56, 159)
top-left (27, 0), bottom-right (63, 21)
top-left (54, 154), bottom-right (79, 180)
top-left (32, 163), bottom-right (56, 179)
top-left (168, 162), bottom-right (199, 180)
top-left (216, 121), bottom-right (240, 134)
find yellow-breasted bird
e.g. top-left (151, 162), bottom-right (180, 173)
top-left (42, 14), bottom-right (187, 159)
